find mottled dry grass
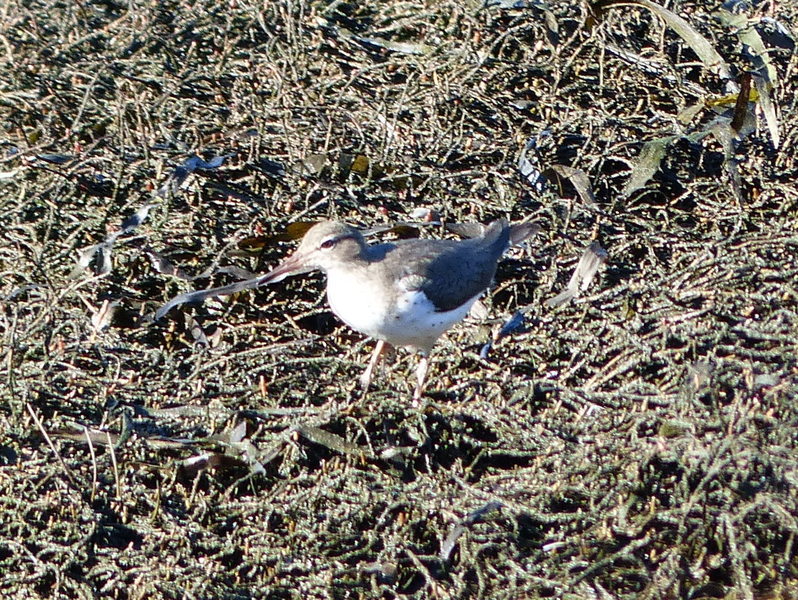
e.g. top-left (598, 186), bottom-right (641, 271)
top-left (1, 0), bottom-right (797, 598)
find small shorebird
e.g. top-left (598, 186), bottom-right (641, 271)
top-left (258, 219), bottom-right (536, 400)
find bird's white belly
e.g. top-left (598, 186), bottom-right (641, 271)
top-left (325, 272), bottom-right (479, 351)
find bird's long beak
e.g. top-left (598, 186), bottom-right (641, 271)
top-left (257, 251), bottom-right (315, 286)
top-left (154, 250), bottom-right (314, 320)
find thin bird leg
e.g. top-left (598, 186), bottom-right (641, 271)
top-left (360, 339), bottom-right (388, 390)
top-left (413, 355), bottom-right (430, 401)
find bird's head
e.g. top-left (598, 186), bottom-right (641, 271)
top-left (258, 221), bottom-right (367, 284)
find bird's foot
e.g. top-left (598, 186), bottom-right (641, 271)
top-left (358, 370), bottom-right (373, 391)
top-left (412, 355), bottom-right (430, 403)
top-left (360, 340), bottom-right (390, 391)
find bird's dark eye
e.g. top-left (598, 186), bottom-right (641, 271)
top-left (320, 238), bottom-right (337, 250)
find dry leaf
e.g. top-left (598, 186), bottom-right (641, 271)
top-left (548, 241), bottom-right (608, 307)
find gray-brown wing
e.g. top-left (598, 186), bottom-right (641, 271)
top-left (395, 220), bottom-right (510, 312)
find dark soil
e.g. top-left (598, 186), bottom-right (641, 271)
top-left (1, 0), bottom-right (797, 598)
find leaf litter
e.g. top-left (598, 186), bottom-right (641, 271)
top-left (1, 1), bottom-right (797, 598)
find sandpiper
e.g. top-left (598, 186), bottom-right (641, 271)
top-left (258, 219), bottom-right (535, 399)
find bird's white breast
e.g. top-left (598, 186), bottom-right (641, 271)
top-left (325, 268), bottom-right (479, 352)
